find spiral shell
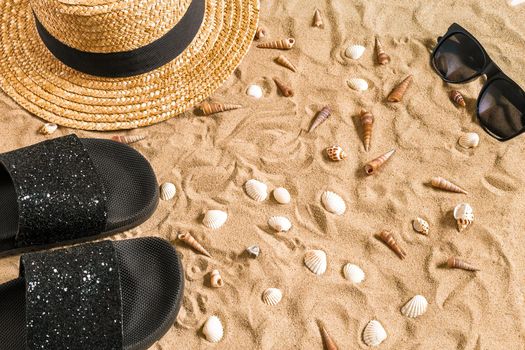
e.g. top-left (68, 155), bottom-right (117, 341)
top-left (255, 26), bottom-right (267, 40)
top-left (210, 270), bottom-right (224, 288)
top-left (347, 77), bottom-right (369, 92)
top-left (159, 182), bottom-right (176, 201)
top-left (304, 249), bottom-right (327, 275)
top-left (178, 231), bottom-right (212, 258)
top-left (364, 149), bottom-right (395, 175)
top-left (273, 77), bottom-right (294, 97)
top-left (200, 102), bottom-right (242, 115)
top-left (401, 295), bottom-right (428, 318)
top-left (268, 216), bottom-right (292, 232)
top-left (319, 325), bottom-right (339, 350)
top-left (345, 44), bottom-right (366, 60)
top-left (326, 145), bottom-right (347, 161)
top-left (431, 177), bottom-right (468, 194)
top-left (38, 123), bottom-right (58, 135)
top-left (275, 55), bottom-right (297, 72)
top-left (244, 179), bottom-right (268, 202)
top-left (388, 75), bottom-right (413, 102)
top-left (203, 210), bottom-right (228, 229)
top-left (375, 37), bottom-right (391, 65)
top-left (343, 263), bottom-right (365, 284)
top-left (360, 109), bottom-right (374, 152)
top-left (453, 203), bottom-right (474, 232)
top-left (202, 316), bottom-right (224, 343)
top-left (412, 217), bottom-right (429, 235)
top-left (308, 106), bottom-right (331, 132)
top-left (363, 320), bottom-right (387, 347)
top-left (447, 256), bottom-right (479, 271)
top-left (450, 90), bottom-right (466, 107)
top-left (273, 187), bottom-right (291, 204)
top-left (321, 191), bottom-right (346, 215)
top-left (378, 230), bottom-right (407, 259)
top-left (458, 132), bottom-right (480, 149)
top-left (257, 38), bottom-right (295, 50)
top-left (313, 9), bottom-right (323, 28)
top-left (262, 288), bottom-right (283, 306)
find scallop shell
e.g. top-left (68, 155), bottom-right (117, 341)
top-left (273, 187), bottom-right (291, 204)
top-left (321, 191), bottom-right (346, 215)
top-left (363, 320), bottom-right (387, 347)
top-left (343, 263), bottom-right (365, 284)
top-left (304, 249), bottom-right (327, 275)
top-left (412, 217), bottom-right (429, 235)
top-left (203, 210), bottom-right (228, 229)
top-left (262, 288), bottom-right (283, 306)
top-left (345, 44), bottom-right (366, 60)
top-left (245, 179), bottom-right (268, 202)
top-left (453, 203), bottom-right (474, 232)
top-left (202, 315), bottom-right (224, 343)
top-left (401, 295), bottom-right (428, 318)
top-left (268, 216), bottom-right (292, 232)
top-left (347, 78), bottom-right (369, 92)
top-left (247, 84), bottom-right (263, 99)
top-left (38, 123), bottom-right (58, 135)
top-left (458, 132), bottom-right (480, 149)
top-left (159, 182), bottom-right (176, 201)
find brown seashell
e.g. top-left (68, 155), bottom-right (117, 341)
top-left (313, 9), bottom-right (324, 28)
top-left (364, 149), bottom-right (395, 175)
top-left (255, 26), bottom-right (267, 40)
top-left (178, 231), bottom-right (212, 258)
top-left (210, 269), bottom-right (224, 288)
top-left (273, 77), bottom-right (294, 97)
top-left (388, 75), bottom-right (413, 102)
top-left (308, 106), bottom-right (331, 133)
top-left (111, 135), bottom-right (146, 144)
top-left (430, 177), bottom-right (468, 194)
top-left (326, 145), bottom-right (347, 161)
top-left (447, 256), bottom-right (479, 272)
top-left (375, 37), bottom-right (391, 65)
top-left (450, 90), bottom-right (466, 107)
top-left (275, 55), bottom-right (297, 72)
top-left (319, 325), bottom-right (339, 350)
top-left (200, 102), bottom-right (242, 115)
top-left (257, 38), bottom-right (296, 50)
top-left (378, 230), bottom-right (407, 259)
top-left (360, 109), bottom-right (375, 151)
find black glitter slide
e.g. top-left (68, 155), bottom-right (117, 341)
top-left (0, 134), bottom-right (159, 256)
top-left (0, 237), bottom-right (184, 350)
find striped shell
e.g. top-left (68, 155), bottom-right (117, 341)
top-left (345, 44), bottom-right (366, 60)
top-left (203, 210), bottom-right (228, 229)
top-left (262, 288), bottom-right (283, 306)
top-left (326, 145), bottom-right (347, 161)
top-left (202, 316), bottom-right (224, 343)
top-left (38, 123), bottom-right (58, 135)
top-left (245, 179), bottom-right (268, 202)
top-left (304, 249), bottom-right (327, 275)
top-left (273, 187), bottom-right (291, 204)
top-left (268, 216), bottom-right (292, 232)
top-left (347, 78), bottom-right (369, 92)
top-left (159, 182), bottom-right (176, 201)
top-left (363, 320), bottom-right (387, 347)
top-left (458, 132), bottom-right (480, 149)
top-left (343, 263), bottom-right (365, 284)
top-left (321, 191), bottom-right (346, 215)
top-left (412, 217), bottom-right (429, 235)
top-left (401, 295), bottom-right (428, 318)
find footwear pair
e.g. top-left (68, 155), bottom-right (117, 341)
top-left (0, 135), bottom-right (184, 350)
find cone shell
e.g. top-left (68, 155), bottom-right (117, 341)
top-left (200, 102), bottom-right (241, 115)
top-left (262, 288), bottom-right (283, 306)
top-left (319, 325), bottom-right (339, 350)
top-left (447, 256), bottom-right (479, 271)
top-left (412, 217), bottom-right (429, 235)
top-left (431, 177), bottom-right (468, 194)
top-left (364, 149), bottom-right (395, 175)
top-left (275, 55), bottom-right (297, 72)
top-left (257, 38), bottom-right (295, 50)
top-left (273, 187), bottom-right (291, 204)
top-left (111, 134), bottom-right (145, 144)
top-left (347, 77), bottom-right (369, 92)
top-left (268, 216), bottom-right (292, 232)
top-left (458, 132), bottom-right (480, 149)
top-left (304, 249), bottom-right (327, 275)
top-left (453, 203), bottom-right (474, 232)
top-left (38, 123), bottom-right (57, 135)
top-left (345, 44), bottom-right (366, 60)
top-left (273, 77), bottom-right (294, 97)
top-left (210, 269), bottom-right (224, 288)
top-left (360, 109), bottom-right (374, 151)
top-left (159, 182), bottom-right (176, 201)
top-left (378, 230), bottom-right (407, 259)
top-left (308, 106), bottom-right (331, 132)
top-left (388, 75), bottom-right (413, 102)
top-left (255, 26), bottom-right (267, 40)
top-left (363, 320), bottom-right (387, 347)
top-left (326, 145), bottom-right (347, 161)
top-left (203, 210), bottom-right (228, 229)
top-left (343, 263), bottom-right (365, 284)
top-left (321, 191), bottom-right (346, 215)
top-left (313, 9), bottom-right (323, 28)
top-left (245, 179), bottom-right (268, 202)
top-left (202, 316), bottom-right (224, 343)
top-left (375, 37), bottom-right (391, 65)
top-left (450, 90), bottom-right (466, 107)
top-left (178, 231), bottom-right (212, 258)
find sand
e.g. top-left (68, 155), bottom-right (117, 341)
top-left (1, 0), bottom-right (525, 348)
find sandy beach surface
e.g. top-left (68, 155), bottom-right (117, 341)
top-left (1, 0), bottom-right (525, 348)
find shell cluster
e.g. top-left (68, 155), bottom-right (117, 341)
top-left (321, 191), bottom-right (346, 215)
top-left (268, 216), bottom-right (292, 232)
top-left (262, 288), bottom-right (283, 306)
top-left (160, 182), bottom-right (176, 201)
top-left (304, 249), bottom-right (327, 275)
top-left (203, 210), bottom-right (228, 229)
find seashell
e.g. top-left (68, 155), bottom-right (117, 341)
top-left (257, 38), bottom-right (295, 50)
top-left (308, 106), bottom-right (331, 132)
top-left (431, 177), bottom-right (468, 194)
top-left (347, 77), bottom-right (369, 92)
top-left (273, 187), bottom-right (291, 204)
top-left (275, 55), bottom-right (297, 72)
top-left (450, 90), bottom-right (466, 107)
top-left (319, 325), bottom-right (339, 350)
top-left (345, 44), bottom-right (366, 60)
top-left (364, 149), bottom-right (395, 175)
top-left (203, 210), bottom-right (228, 230)
top-left (458, 132), bottom-right (480, 149)
top-left (111, 135), bottom-right (145, 144)
top-left (244, 179), bottom-right (268, 202)
top-left (313, 9), bottom-right (323, 28)
top-left (377, 230), bottom-right (406, 259)
top-left (262, 288), bottom-right (283, 306)
top-left (159, 182), bottom-right (176, 201)
top-left (202, 315), bottom-right (224, 343)
top-left (447, 256), bottom-right (479, 271)
top-left (255, 26), bottom-right (267, 40)
top-left (412, 217), bottom-right (429, 235)
top-left (178, 231), bottom-right (212, 258)
top-left (200, 101), bottom-right (242, 115)
top-left (363, 320), bottom-right (387, 347)
top-left (268, 216), bottom-right (292, 232)
top-left (325, 145), bottom-right (347, 161)
top-left (321, 191), bottom-right (346, 215)
top-left (38, 123), bottom-right (58, 135)
top-left (343, 263), bottom-right (365, 284)
top-left (375, 37), bottom-right (391, 65)
top-left (304, 249), bottom-right (327, 275)
top-left (388, 75), bottom-right (413, 102)
top-left (401, 295), bottom-right (428, 318)
top-left (247, 84), bottom-right (263, 99)
top-left (273, 77), bottom-right (294, 97)
top-left (453, 203), bottom-right (474, 232)
top-left (210, 269), bottom-right (224, 288)
top-left (246, 245), bottom-right (260, 258)
top-left (360, 109), bottom-right (374, 151)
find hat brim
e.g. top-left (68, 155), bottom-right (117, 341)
top-left (0, 0), bottom-right (259, 130)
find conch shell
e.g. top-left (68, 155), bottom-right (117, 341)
top-left (111, 135), bottom-right (146, 144)
top-left (178, 231), bottom-right (212, 258)
top-left (210, 269), bottom-right (224, 288)
top-left (447, 256), bottom-right (479, 271)
top-left (325, 145), bottom-right (347, 161)
top-left (255, 26), bottom-right (267, 40)
top-left (450, 90), bottom-right (466, 107)
top-left (200, 102), bottom-right (242, 115)
top-left (360, 109), bottom-right (374, 151)
top-left (313, 9), bottom-right (323, 28)
top-left (308, 106), bottom-right (331, 132)
top-left (375, 37), bottom-right (391, 65)
top-left (431, 177), bottom-right (467, 194)
top-left (377, 230), bottom-right (406, 259)
top-left (257, 38), bottom-right (295, 50)
top-left (387, 75), bottom-right (413, 102)
top-left (273, 77), bottom-right (294, 97)
top-left (364, 149), bottom-right (395, 175)
top-left (275, 55), bottom-right (297, 72)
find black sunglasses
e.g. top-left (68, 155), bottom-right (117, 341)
top-left (431, 23), bottom-right (525, 141)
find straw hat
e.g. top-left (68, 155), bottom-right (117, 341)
top-left (0, 0), bottom-right (259, 130)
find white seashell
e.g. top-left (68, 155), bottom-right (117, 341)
top-left (273, 187), bottom-right (291, 204)
top-left (321, 191), bottom-right (346, 215)
top-left (343, 263), bottom-right (365, 284)
top-left (159, 182), bottom-right (176, 201)
top-left (363, 320), bottom-right (387, 347)
top-left (458, 132), bottom-right (480, 149)
top-left (347, 78), bottom-right (369, 92)
top-left (304, 249), bottom-right (327, 275)
top-left (247, 84), bottom-right (263, 99)
top-left (412, 217), bottom-right (429, 235)
top-left (262, 288), bottom-right (283, 306)
top-left (202, 315), bottom-right (224, 343)
top-left (38, 123), bottom-right (58, 135)
top-left (203, 210), bottom-right (228, 229)
top-left (453, 203), bottom-right (474, 232)
top-left (245, 179), bottom-right (268, 202)
top-left (268, 216), bottom-right (292, 232)
top-left (401, 295), bottom-right (428, 318)
top-left (345, 44), bottom-right (366, 60)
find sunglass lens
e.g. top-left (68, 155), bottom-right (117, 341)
top-left (478, 79), bottom-right (525, 140)
top-left (433, 33), bottom-right (486, 82)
